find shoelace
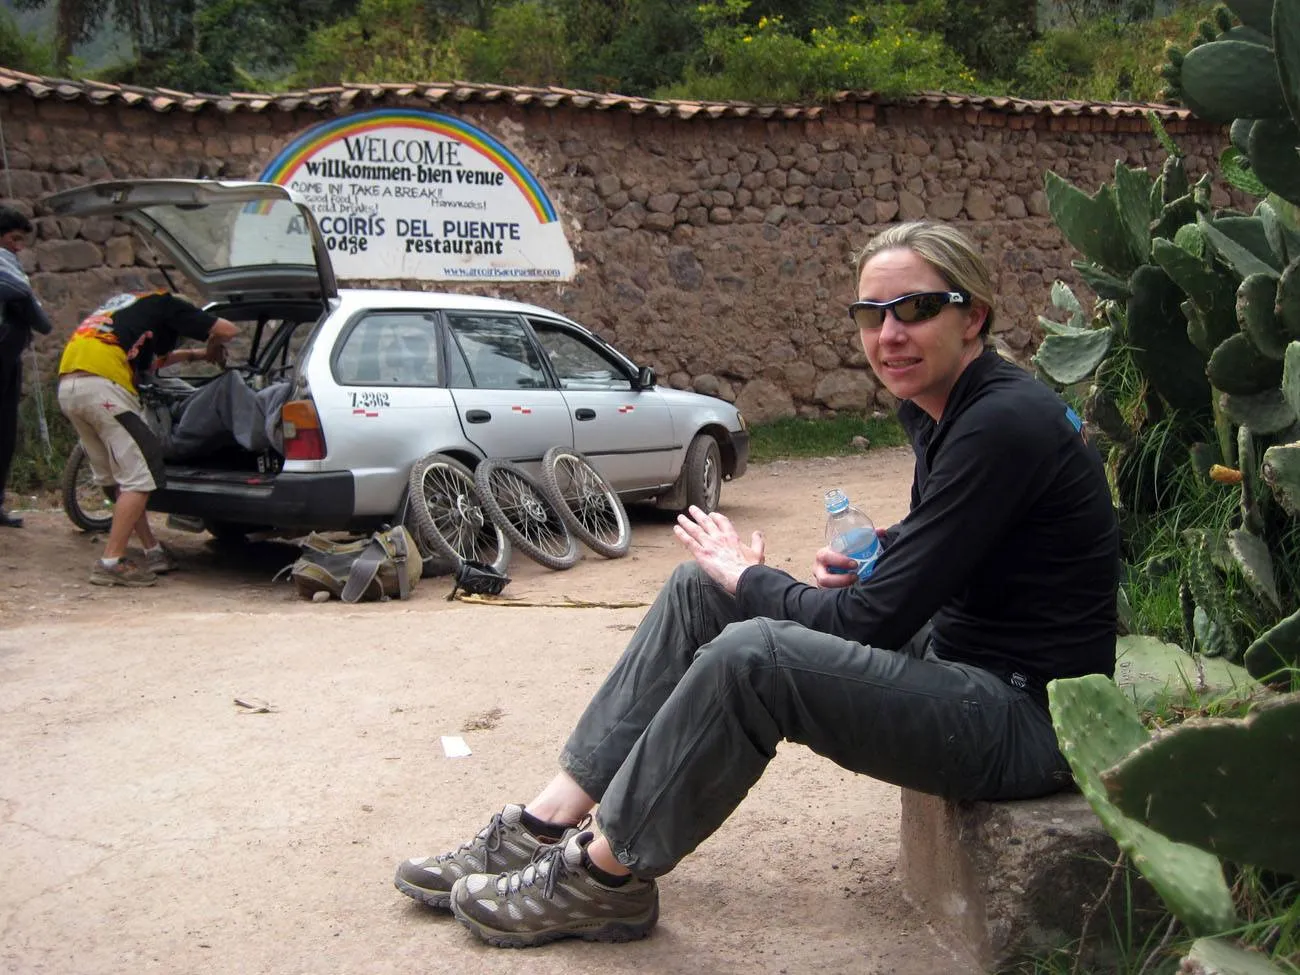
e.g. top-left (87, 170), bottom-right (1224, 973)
top-left (437, 810), bottom-right (506, 868)
top-left (498, 839), bottom-right (571, 899)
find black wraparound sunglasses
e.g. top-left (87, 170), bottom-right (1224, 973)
top-left (848, 291), bottom-right (969, 330)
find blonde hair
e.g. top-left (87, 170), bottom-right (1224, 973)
top-left (854, 222), bottom-right (996, 335)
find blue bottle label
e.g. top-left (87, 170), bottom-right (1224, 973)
top-left (828, 526), bottom-right (880, 579)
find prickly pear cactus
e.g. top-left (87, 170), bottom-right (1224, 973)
top-left (1044, 171), bottom-right (1147, 277)
top-left (1261, 439), bottom-right (1300, 514)
top-left (1047, 675), bottom-right (1238, 936)
top-left (1183, 936), bottom-right (1290, 974)
top-left (1245, 606), bottom-right (1300, 680)
top-left (1102, 693), bottom-right (1300, 877)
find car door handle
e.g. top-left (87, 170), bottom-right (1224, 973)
top-left (575, 408), bottom-right (596, 421)
top-left (465, 409), bottom-right (492, 424)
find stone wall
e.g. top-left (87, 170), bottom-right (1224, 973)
top-left (0, 84), bottom-right (1234, 422)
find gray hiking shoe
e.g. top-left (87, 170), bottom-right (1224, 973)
top-left (89, 558), bottom-right (156, 587)
top-left (450, 830), bottom-right (659, 948)
top-left (395, 804), bottom-right (556, 910)
top-left (143, 545), bottom-right (177, 574)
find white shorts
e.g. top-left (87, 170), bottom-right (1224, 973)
top-left (57, 374), bottom-right (164, 493)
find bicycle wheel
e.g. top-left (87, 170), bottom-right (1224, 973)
top-left (407, 452), bottom-right (511, 574)
top-left (474, 459), bottom-right (579, 571)
top-left (61, 444), bottom-right (116, 533)
top-left (539, 447), bottom-right (631, 559)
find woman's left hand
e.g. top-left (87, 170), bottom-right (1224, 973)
top-left (673, 505), bottom-right (765, 594)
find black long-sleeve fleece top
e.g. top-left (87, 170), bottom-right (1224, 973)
top-left (735, 347), bottom-right (1119, 707)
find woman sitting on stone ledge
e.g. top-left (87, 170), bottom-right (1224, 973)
top-left (392, 220), bottom-right (1121, 949)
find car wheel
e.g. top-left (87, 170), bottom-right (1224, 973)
top-left (539, 447), bottom-right (631, 559)
top-left (474, 459), bottom-right (580, 571)
top-left (682, 434), bottom-right (723, 512)
top-left (408, 452), bottom-right (511, 574)
top-left (61, 444), bottom-right (116, 533)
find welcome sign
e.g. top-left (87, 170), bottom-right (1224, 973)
top-left (256, 108), bottom-right (574, 282)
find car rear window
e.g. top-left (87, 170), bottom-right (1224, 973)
top-left (334, 312), bottom-right (441, 386)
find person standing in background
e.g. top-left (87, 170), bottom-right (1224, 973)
top-left (0, 205), bottom-right (52, 529)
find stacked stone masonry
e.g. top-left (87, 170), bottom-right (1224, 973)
top-left (0, 86), bottom-right (1238, 422)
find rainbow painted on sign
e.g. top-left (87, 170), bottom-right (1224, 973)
top-left (256, 108), bottom-right (558, 224)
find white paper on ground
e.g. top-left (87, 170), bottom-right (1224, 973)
top-left (441, 735), bottom-right (472, 758)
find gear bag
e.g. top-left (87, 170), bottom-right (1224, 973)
top-left (288, 526), bottom-right (422, 603)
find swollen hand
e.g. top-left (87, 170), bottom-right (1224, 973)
top-left (673, 505), bottom-right (765, 595)
top-left (813, 546), bottom-right (859, 589)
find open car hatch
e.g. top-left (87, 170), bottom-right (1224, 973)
top-left (42, 179), bottom-right (338, 305)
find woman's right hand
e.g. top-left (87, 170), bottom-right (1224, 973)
top-left (814, 546), bottom-right (859, 589)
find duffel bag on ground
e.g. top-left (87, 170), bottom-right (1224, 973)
top-left (289, 525), bottom-right (421, 603)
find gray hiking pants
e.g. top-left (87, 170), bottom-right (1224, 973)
top-left (559, 562), bottom-right (1072, 879)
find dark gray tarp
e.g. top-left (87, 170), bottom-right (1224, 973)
top-left (163, 372), bottom-right (292, 460)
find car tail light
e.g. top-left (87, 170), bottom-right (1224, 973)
top-left (281, 399), bottom-right (327, 461)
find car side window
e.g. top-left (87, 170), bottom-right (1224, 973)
top-left (334, 312), bottom-right (441, 386)
top-left (528, 318), bottom-right (632, 391)
top-left (447, 313), bottom-right (549, 390)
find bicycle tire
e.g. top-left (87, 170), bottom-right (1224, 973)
top-left (539, 447), bottom-right (631, 559)
top-left (61, 444), bottom-right (116, 533)
top-left (407, 452), bottom-right (511, 574)
top-left (473, 459), bottom-right (579, 571)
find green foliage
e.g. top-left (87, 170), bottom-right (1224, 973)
top-left (658, 0), bottom-right (977, 102)
top-left (1014, 1), bottom-right (1217, 102)
top-left (746, 412), bottom-right (906, 463)
top-left (293, 0), bottom-right (462, 86)
top-left (451, 1), bottom-right (571, 86)
top-left (6, 376), bottom-right (79, 501)
top-left (0, 7), bottom-right (56, 74)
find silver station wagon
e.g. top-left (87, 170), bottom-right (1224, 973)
top-left (46, 180), bottom-right (750, 562)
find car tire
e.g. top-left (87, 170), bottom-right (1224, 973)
top-left (682, 433), bottom-right (723, 512)
top-left (62, 444), bottom-right (116, 533)
top-left (539, 447), bottom-right (631, 559)
top-left (408, 452), bottom-right (511, 574)
top-left (474, 459), bottom-right (580, 571)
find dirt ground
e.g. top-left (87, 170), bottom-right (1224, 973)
top-left (0, 448), bottom-right (981, 975)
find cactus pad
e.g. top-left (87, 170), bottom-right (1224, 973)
top-left (1219, 388), bottom-right (1298, 433)
top-left (1179, 39), bottom-right (1289, 122)
top-left (1209, 333), bottom-right (1285, 395)
top-left (1033, 329), bottom-right (1113, 385)
top-left (1277, 0), bottom-right (1300, 134)
top-left (1284, 342), bottom-right (1300, 417)
top-left (1103, 693), bottom-right (1300, 877)
top-left (1046, 172), bottom-right (1143, 276)
top-left (1247, 119), bottom-right (1300, 208)
top-left (1129, 264), bottom-right (1214, 411)
top-left (1224, 0), bottom-right (1275, 34)
top-left (1228, 528), bottom-right (1282, 611)
top-left (1245, 607), bottom-right (1300, 682)
top-left (1260, 439), bottom-right (1300, 514)
top-left (1277, 262), bottom-right (1300, 339)
top-left (1238, 273), bottom-right (1289, 358)
top-left (1184, 937), bottom-right (1290, 975)
top-left (1048, 675), bottom-right (1238, 936)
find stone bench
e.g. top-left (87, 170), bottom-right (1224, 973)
top-left (898, 789), bottom-right (1161, 971)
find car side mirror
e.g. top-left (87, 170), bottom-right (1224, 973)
top-left (633, 365), bottom-right (656, 390)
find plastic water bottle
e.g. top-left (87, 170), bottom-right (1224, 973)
top-left (824, 489), bottom-right (880, 580)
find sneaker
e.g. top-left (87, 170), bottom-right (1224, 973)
top-left (89, 559), bottom-right (157, 587)
top-left (143, 545), bottom-right (177, 574)
top-left (0, 509), bottom-right (22, 528)
top-left (394, 804), bottom-right (558, 910)
top-left (450, 830), bottom-right (659, 948)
